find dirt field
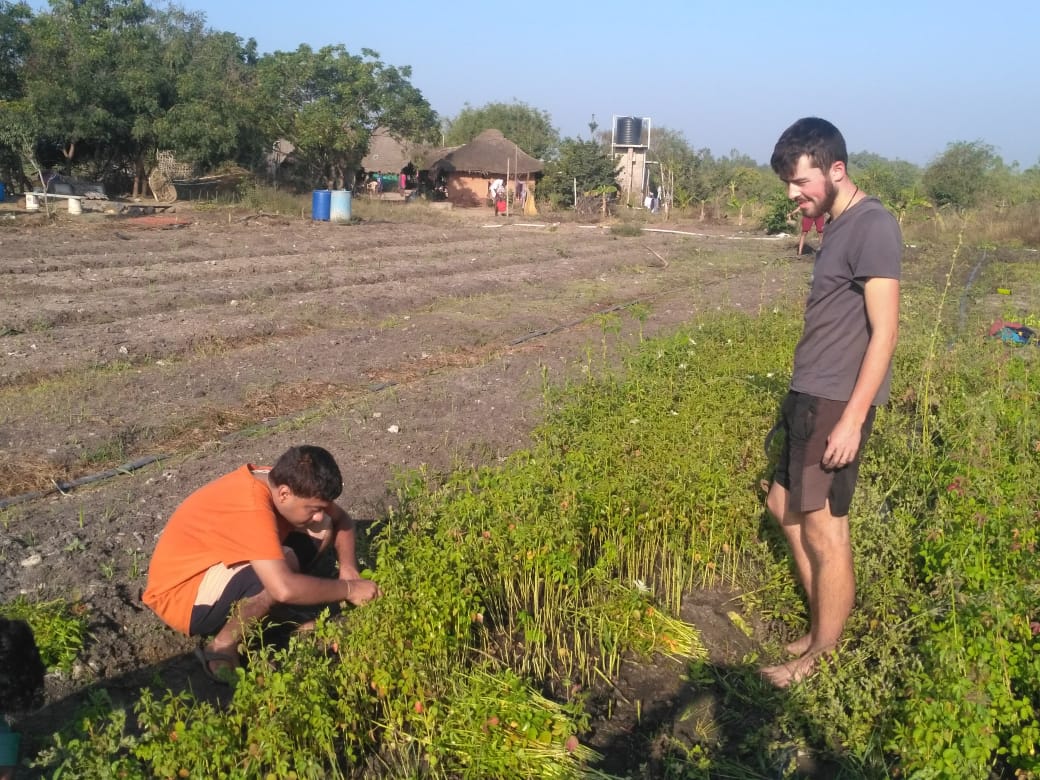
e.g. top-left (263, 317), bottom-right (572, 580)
top-left (0, 201), bottom-right (805, 772)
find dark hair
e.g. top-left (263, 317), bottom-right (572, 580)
top-left (770, 117), bottom-right (848, 179)
top-left (268, 445), bottom-right (343, 501)
top-left (0, 618), bottom-right (46, 713)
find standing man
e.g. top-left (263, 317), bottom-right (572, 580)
top-left (762, 118), bottom-right (901, 687)
top-left (143, 445), bottom-right (381, 683)
top-left (788, 204), bottom-right (826, 255)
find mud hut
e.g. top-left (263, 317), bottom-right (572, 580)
top-left (360, 127), bottom-right (419, 195)
top-left (425, 129), bottom-right (542, 207)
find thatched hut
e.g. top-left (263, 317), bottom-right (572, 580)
top-left (425, 129), bottom-right (543, 207)
top-left (360, 128), bottom-right (420, 194)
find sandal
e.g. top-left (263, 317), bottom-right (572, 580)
top-left (194, 644), bottom-right (239, 686)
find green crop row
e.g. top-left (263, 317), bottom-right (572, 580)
top-left (31, 248), bottom-right (1040, 778)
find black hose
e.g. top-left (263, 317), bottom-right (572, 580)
top-left (0, 454), bottom-right (168, 511)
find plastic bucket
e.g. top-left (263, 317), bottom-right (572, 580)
top-left (330, 189), bottom-right (352, 223)
top-left (25, 192), bottom-right (39, 211)
top-left (0, 730), bottom-right (20, 766)
top-left (311, 189), bottom-right (331, 221)
top-left (68, 197), bottom-right (82, 215)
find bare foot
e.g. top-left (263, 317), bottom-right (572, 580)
top-left (195, 643), bottom-right (239, 684)
top-left (785, 633), bottom-right (812, 657)
top-left (760, 653), bottom-right (818, 688)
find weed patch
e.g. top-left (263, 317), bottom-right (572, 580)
top-left (0, 596), bottom-right (88, 672)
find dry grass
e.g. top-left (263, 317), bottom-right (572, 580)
top-left (0, 453), bottom-right (62, 497)
top-left (903, 202), bottom-right (1040, 248)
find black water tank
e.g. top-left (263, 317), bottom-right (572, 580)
top-left (615, 116), bottom-right (643, 146)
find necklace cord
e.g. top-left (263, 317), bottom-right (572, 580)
top-left (834, 185), bottom-right (859, 220)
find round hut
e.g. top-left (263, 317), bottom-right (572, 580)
top-left (424, 129), bottom-right (543, 208)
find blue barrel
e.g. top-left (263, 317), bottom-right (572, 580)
top-left (311, 189), bottom-right (331, 221)
top-left (0, 182), bottom-right (5, 202)
top-left (330, 189), bottom-right (352, 223)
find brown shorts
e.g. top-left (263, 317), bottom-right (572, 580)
top-left (772, 391), bottom-right (875, 517)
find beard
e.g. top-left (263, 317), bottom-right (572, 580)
top-left (803, 178), bottom-right (838, 219)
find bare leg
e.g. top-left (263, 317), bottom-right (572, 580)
top-left (798, 232), bottom-right (806, 255)
top-left (202, 548), bottom-right (308, 672)
top-left (762, 500), bottom-right (855, 687)
top-left (803, 502), bottom-right (854, 649)
top-left (766, 482), bottom-right (812, 656)
top-left (204, 589), bottom-right (276, 674)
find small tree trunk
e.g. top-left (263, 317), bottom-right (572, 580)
top-left (133, 155), bottom-right (148, 199)
top-left (62, 141), bottom-right (76, 174)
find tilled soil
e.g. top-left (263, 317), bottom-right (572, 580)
top-left (0, 202), bottom-right (805, 774)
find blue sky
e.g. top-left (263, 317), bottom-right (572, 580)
top-left (28, 0), bottom-right (1040, 167)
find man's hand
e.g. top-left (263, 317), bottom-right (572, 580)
top-left (343, 578), bottom-right (381, 606)
top-left (822, 416), bottom-right (862, 470)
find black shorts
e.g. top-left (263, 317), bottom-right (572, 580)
top-left (187, 532), bottom-right (322, 636)
top-left (773, 391), bottom-right (875, 517)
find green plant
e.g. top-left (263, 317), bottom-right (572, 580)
top-left (29, 245), bottom-right (1040, 777)
top-left (609, 222), bottom-right (642, 237)
top-left (0, 596), bottom-right (88, 672)
top-left (761, 193), bottom-right (796, 235)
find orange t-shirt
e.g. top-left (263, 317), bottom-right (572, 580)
top-left (142, 465), bottom-right (291, 634)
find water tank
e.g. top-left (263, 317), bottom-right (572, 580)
top-left (615, 116), bottom-right (643, 146)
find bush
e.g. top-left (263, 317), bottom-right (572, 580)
top-left (761, 193), bottom-right (795, 235)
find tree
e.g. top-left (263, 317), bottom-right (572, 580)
top-left (24, 0), bottom-right (156, 175)
top-left (255, 45), bottom-right (436, 189)
top-left (537, 137), bottom-right (618, 208)
top-left (0, 1), bottom-right (31, 188)
top-left (849, 152), bottom-right (921, 210)
top-left (0, 97), bottom-right (43, 192)
top-left (154, 14), bottom-right (264, 172)
top-left (648, 128), bottom-right (723, 218)
top-left (705, 150), bottom-right (771, 223)
top-left (444, 101), bottom-right (558, 160)
top-left (0, 1), bottom-right (30, 101)
top-left (923, 140), bottom-right (1002, 210)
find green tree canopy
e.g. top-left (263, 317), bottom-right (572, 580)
top-left (255, 44), bottom-right (436, 189)
top-left (849, 152), bottom-right (920, 202)
top-left (648, 127), bottom-right (714, 210)
top-left (0, 1), bottom-right (30, 101)
top-left (923, 140), bottom-right (1003, 209)
top-left (24, 0), bottom-right (156, 168)
top-left (444, 101), bottom-right (558, 160)
top-left (538, 137), bottom-right (618, 207)
top-left (153, 12), bottom-right (264, 172)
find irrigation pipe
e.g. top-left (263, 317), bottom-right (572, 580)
top-left (509, 293), bottom-right (663, 346)
top-left (642, 227), bottom-right (785, 241)
top-left (0, 454), bottom-right (168, 511)
top-left (573, 223), bottom-right (786, 241)
top-left (952, 248), bottom-right (989, 347)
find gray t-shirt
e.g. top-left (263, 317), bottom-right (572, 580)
top-left (790, 197), bottom-right (902, 405)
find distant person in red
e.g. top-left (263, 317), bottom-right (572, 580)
top-left (789, 204), bottom-right (826, 255)
top-left (489, 178), bottom-right (505, 215)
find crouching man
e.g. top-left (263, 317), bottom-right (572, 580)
top-left (143, 445), bottom-right (381, 682)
